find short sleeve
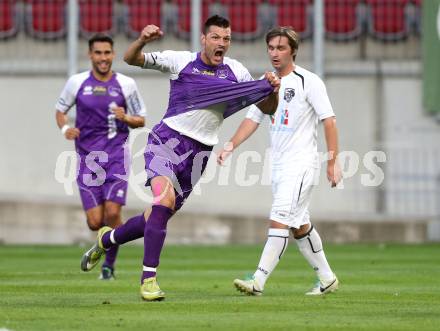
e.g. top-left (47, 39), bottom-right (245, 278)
top-left (246, 104), bottom-right (265, 124)
top-left (307, 75), bottom-right (335, 120)
top-left (225, 58), bottom-right (254, 82)
top-left (143, 50), bottom-right (193, 75)
top-left (55, 74), bottom-right (83, 113)
top-left (115, 73), bottom-right (147, 117)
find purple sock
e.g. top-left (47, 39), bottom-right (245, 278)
top-left (141, 205), bottom-right (174, 283)
top-left (103, 245), bottom-right (119, 269)
top-left (101, 214), bottom-right (146, 249)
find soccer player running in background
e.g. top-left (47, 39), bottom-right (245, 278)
top-left (55, 34), bottom-right (146, 280)
top-left (218, 26), bottom-right (342, 296)
top-left (80, 15), bottom-right (280, 301)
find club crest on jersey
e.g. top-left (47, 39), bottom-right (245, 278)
top-left (108, 86), bottom-right (121, 97)
top-left (217, 69), bottom-right (229, 79)
top-left (284, 88), bottom-right (295, 102)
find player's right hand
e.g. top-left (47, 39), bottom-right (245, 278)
top-left (64, 128), bottom-right (80, 140)
top-left (217, 142), bottom-right (234, 166)
top-left (139, 25), bottom-right (164, 44)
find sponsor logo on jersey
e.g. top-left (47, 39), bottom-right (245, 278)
top-left (201, 69), bottom-right (215, 76)
top-left (280, 108), bottom-right (289, 125)
top-left (108, 86), bottom-right (121, 97)
top-left (275, 211), bottom-right (288, 219)
top-left (83, 85), bottom-right (93, 95)
top-left (93, 86), bottom-right (107, 96)
top-left (270, 114), bottom-right (275, 125)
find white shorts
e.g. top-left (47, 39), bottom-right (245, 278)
top-left (270, 165), bottom-right (317, 229)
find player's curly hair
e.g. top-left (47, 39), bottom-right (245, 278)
top-left (265, 27), bottom-right (300, 60)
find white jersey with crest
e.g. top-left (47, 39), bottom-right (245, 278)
top-left (246, 65), bottom-right (335, 168)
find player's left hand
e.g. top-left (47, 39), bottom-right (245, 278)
top-left (113, 107), bottom-right (127, 121)
top-left (327, 161), bottom-right (342, 188)
top-left (264, 72), bottom-right (280, 93)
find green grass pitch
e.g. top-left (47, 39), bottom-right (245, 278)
top-left (0, 244), bottom-right (439, 330)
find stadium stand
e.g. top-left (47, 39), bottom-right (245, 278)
top-left (79, 0), bottom-right (115, 38)
top-left (123, 0), bottom-right (162, 38)
top-left (412, 0), bottom-right (421, 36)
top-left (0, 0), bottom-right (19, 39)
top-left (271, 0), bottom-right (313, 39)
top-left (223, 0), bottom-right (260, 41)
top-left (0, 0), bottom-right (423, 43)
top-left (25, 0), bottom-right (67, 40)
top-left (176, 0), bottom-right (204, 39)
top-left (365, 0), bottom-right (411, 41)
top-left (325, 0), bottom-right (364, 41)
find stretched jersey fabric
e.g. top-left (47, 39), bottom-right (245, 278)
top-left (246, 66), bottom-right (335, 168)
top-left (165, 73), bottom-right (273, 120)
top-left (56, 71), bottom-right (146, 155)
top-left (143, 51), bottom-right (271, 145)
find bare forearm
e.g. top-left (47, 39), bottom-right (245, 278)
top-left (256, 91), bottom-right (278, 115)
top-left (229, 118), bottom-right (259, 150)
top-left (123, 115), bottom-right (145, 129)
top-left (124, 39), bottom-right (147, 67)
top-left (55, 110), bottom-right (68, 129)
top-left (323, 117), bottom-right (339, 164)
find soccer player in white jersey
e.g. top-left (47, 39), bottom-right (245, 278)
top-left (56, 34), bottom-right (146, 280)
top-left (80, 16), bottom-right (280, 301)
top-left (218, 26), bottom-right (342, 296)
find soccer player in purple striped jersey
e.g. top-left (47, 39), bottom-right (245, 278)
top-left (56, 34), bottom-right (146, 280)
top-left (80, 15), bottom-right (280, 301)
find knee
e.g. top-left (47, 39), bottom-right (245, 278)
top-left (86, 217), bottom-right (103, 231)
top-left (292, 223), bottom-right (311, 239)
top-left (153, 186), bottom-right (176, 209)
top-left (155, 195), bottom-right (175, 209)
top-left (151, 177), bottom-right (176, 210)
top-left (104, 208), bottom-right (121, 228)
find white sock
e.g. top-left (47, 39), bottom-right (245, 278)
top-left (253, 228), bottom-right (289, 291)
top-left (295, 225), bottom-right (334, 281)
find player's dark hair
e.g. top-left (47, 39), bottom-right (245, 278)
top-left (265, 27), bottom-right (300, 60)
top-left (88, 34), bottom-right (114, 50)
top-left (203, 15), bottom-right (230, 34)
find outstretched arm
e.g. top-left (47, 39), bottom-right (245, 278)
top-left (217, 118), bottom-right (259, 165)
top-left (124, 25), bottom-right (164, 67)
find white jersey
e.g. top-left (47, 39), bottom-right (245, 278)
top-left (143, 50), bottom-right (253, 145)
top-left (246, 65), bottom-right (335, 168)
